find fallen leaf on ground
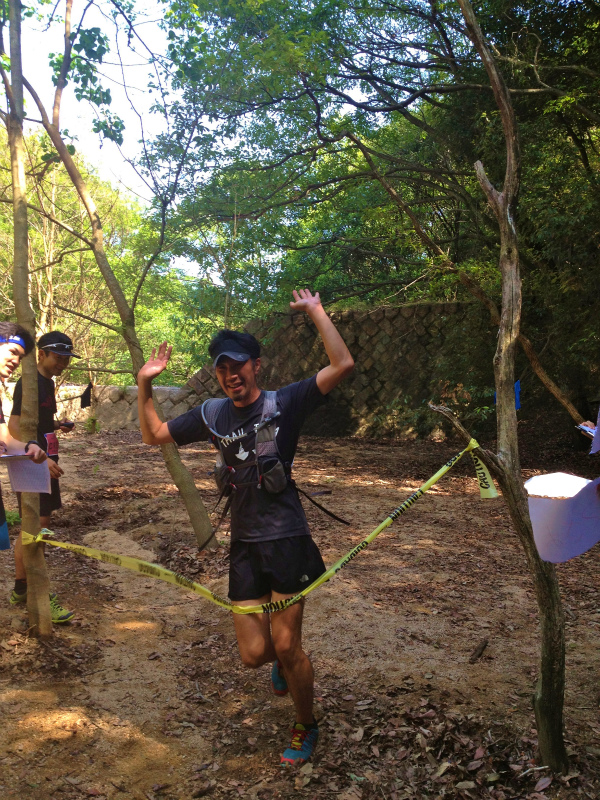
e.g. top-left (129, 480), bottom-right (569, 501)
top-left (350, 726), bottom-right (365, 742)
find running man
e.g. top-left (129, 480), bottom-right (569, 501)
top-left (9, 331), bottom-right (79, 622)
top-left (138, 289), bottom-right (354, 764)
top-left (0, 323), bottom-right (48, 551)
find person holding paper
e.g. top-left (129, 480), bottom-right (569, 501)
top-left (0, 323), bottom-right (48, 552)
top-left (579, 421), bottom-right (596, 439)
top-left (9, 331), bottom-right (79, 623)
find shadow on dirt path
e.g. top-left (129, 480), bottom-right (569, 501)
top-left (0, 427), bottom-right (599, 799)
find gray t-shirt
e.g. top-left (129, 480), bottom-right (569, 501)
top-left (167, 376), bottom-right (326, 543)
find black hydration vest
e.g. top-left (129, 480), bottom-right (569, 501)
top-left (201, 391), bottom-right (288, 496)
top-left (201, 391), bottom-right (350, 535)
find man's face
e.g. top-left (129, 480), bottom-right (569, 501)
top-left (38, 349), bottom-right (71, 377)
top-left (215, 356), bottom-right (261, 406)
top-left (0, 342), bottom-right (25, 382)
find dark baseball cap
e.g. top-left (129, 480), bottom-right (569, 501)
top-left (37, 331), bottom-right (80, 358)
top-left (212, 338), bottom-right (254, 368)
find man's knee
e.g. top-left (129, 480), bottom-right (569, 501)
top-left (238, 642), bottom-right (270, 669)
top-left (272, 632), bottom-right (302, 665)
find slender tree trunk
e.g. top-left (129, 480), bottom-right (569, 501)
top-left (456, 0), bottom-right (568, 772)
top-left (8, 0), bottom-right (52, 637)
top-left (21, 77), bottom-right (216, 551)
top-left (122, 321), bottom-right (216, 550)
top-left (8, 30), bottom-right (218, 557)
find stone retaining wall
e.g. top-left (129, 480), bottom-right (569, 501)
top-left (0, 302), bottom-right (495, 436)
top-left (245, 301), bottom-right (493, 436)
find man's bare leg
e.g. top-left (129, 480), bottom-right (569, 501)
top-left (232, 594), bottom-right (317, 764)
top-left (233, 596), bottom-right (277, 668)
top-left (270, 595), bottom-right (314, 725)
top-left (232, 594), bottom-right (314, 723)
top-left (14, 532), bottom-right (25, 582)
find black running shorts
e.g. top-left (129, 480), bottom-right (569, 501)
top-left (17, 474), bottom-right (61, 519)
top-left (229, 536), bottom-right (326, 602)
top-left (40, 476), bottom-right (61, 517)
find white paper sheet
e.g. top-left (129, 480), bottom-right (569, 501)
top-left (525, 472), bottom-right (600, 563)
top-left (0, 455), bottom-right (51, 494)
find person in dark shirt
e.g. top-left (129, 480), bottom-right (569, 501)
top-left (0, 322), bottom-right (48, 550)
top-left (9, 331), bottom-right (79, 622)
top-left (137, 289), bottom-right (354, 765)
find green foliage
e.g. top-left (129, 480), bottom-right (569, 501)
top-left (43, 13), bottom-right (124, 143)
top-left (72, 27), bottom-right (109, 62)
top-left (92, 112), bottom-right (125, 145)
top-left (5, 510), bottom-right (20, 526)
top-left (147, 0), bottom-right (600, 408)
top-left (368, 396), bottom-right (433, 439)
top-left (85, 417), bottom-right (100, 434)
top-left (0, 130), bottom-right (219, 386)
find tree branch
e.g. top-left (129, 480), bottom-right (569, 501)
top-left (66, 365), bottom-right (132, 374)
top-left (0, 196), bottom-right (95, 247)
top-left (54, 302), bottom-right (120, 332)
top-left (428, 403), bottom-right (502, 477)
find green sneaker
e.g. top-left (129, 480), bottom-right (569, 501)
top-left (9, 590), bottom-right (57, 606)
top-left (10, 590), bottom-right (72, 622)
top-left (9, 589), bottom-right (27, 605)
top-left (50, 595), bottom-right (74, 624)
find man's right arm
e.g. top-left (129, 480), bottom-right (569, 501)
top-left (137, 342), bottom-right (175, 446)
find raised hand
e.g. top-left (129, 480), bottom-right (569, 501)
top-left (138, 342), bottom-right (173, 383)
top-left (290, 288), bottom-right (323, 314)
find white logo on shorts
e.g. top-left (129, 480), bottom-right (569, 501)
top-left (300, 574), bottom-right (309, 582)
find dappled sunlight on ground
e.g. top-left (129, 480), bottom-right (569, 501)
top-left (0, 429), bottom-right (598, 798)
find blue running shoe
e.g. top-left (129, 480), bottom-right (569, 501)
top-left (271, 659), bottom-right (289, 696)
top-left (280, 722), bottom-right (318, 765)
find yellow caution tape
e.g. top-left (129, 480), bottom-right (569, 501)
top-left (22, 439), bottom-right (496, 614)
top-left (470, 450), bottom-right (499, 499)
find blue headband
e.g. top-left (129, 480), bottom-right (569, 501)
top-left (0, 335), bottom-right (27, 350)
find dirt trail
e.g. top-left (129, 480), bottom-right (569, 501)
top-left (0, 427), bottom-right (599, 799)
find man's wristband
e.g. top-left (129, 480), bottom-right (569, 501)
top-left (24, 440), bottom-right (41, 453)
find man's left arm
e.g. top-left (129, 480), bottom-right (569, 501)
top-left (290, 289), bottom-right (354, 395)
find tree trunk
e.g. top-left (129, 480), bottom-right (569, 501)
top-left (457, 0), bottom-right (568, 772)
top-left (22, 84), bottom-right (216, 551)
top-left (491, 469), bottom-right (567, 771)
top-left (8, 0), bottom-right (52, 637)
top-left (123, 322), bottom-right (216, 551)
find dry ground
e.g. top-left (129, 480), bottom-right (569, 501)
top-left (0, 421), bottom-right (599, 800)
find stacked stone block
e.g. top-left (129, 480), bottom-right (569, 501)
top-left (247, 302), bottom-right (476, 435)
top-left (0, 301), bottom-right (484, 436)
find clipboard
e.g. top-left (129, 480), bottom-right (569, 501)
top-left (0, 455), bottom-right (52, 493)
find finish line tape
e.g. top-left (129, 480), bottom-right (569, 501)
top-left (22, 439), bottom-right (496, 614)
